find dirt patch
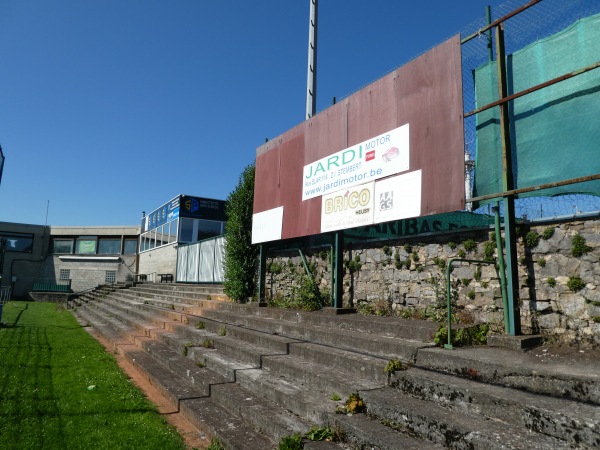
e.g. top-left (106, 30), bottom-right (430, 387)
top-left (85, 327), bottom-right (210, 450)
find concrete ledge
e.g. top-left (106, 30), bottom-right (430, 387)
top-left (487, 334), bottom-right (543, 350)
top-left (321, 307), bottom-right (357, 315)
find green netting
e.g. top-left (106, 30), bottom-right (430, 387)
top-left (473, 12), bottom-right (600, 201)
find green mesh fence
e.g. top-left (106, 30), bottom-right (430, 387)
top-left (462, 0), bottom-right (600, 221)
top-left (473, 12), bottom-right (600, 201)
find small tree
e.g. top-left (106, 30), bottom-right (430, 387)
top-left (223, 164), bottom-right (258, 301)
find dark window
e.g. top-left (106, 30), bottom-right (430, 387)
top-left (52, 239), bottom-right (74, 254)
top-left (98, 239), bottom-right (121, 254)
top-left (1, 232), bottom-right (34, 253)
top-left (123, 239), bottom-right (137, 255)
top-left (196, 220), bottom-right (223, 241)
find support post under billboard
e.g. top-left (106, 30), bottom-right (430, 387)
top-left (258, 244), bottom-right (267, 304)
top-left (495, 24), bottom-right (521, 335)
top-left (334, 231), bottom-right (343, 308)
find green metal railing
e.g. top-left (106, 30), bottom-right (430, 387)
top-left (444, 258), bottom-right (499, 350)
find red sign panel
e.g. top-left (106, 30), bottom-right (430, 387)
top-left (253, 36), bottom-right (464, 243)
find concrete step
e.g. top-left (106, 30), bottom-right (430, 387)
top-left (327, 412), bottom-right (444, 450)
top-left (389, 366), bottom-right (600, 448)
top-left (416, 346), bottom-right (600, 406)
top-left (197, 308), bottom-right (432, 362)
top-left (78, 305), bottom-right (307, 448)
top-left (359, 387), bottom-right (572, 449)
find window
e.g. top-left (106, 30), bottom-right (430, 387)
top-left (52, 239), bottom-right (74, 254)
top-left (179, 218), bottom-right (194, 242)
top-left (123, 239), bottom-right (137, 255)
top-left (98, 239), bottom-right (121, 254)
top-left (197, 220), bottom-right (224, 241)
top-left (105, 271), bottom-right (116, 283)
top-left (1, 232), bottom-right (34, 253)
top-left (59, 269), bottom-right (70, 280)
top-left (76, 238), bottom-right (97, 254)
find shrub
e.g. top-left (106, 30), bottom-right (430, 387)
top-left (224, 164), bottom-right (259, 302)
top-left (343, 393), bottom-right (366, 414)
top-left (524, 231), bottom-right (540, 248)
top-left (467, 290), bottom-right (476, 300)
top-left (279, 433), bottom-right (303, 450)
top-left (434, 323), bottom-right (489, 347)
top-left (457, 249), bottom-right (466, 258)
top-left (463, 239), bottom-right (477, 253)
top-left (567, 276), bottom-right (585, 292)
top-left (537, 258), bottom-right (546, 267)
top-left (447, 241), bottom-right (457, 250)
top-left (483, 241), bottom-right (496, 261)
top-left (403, 243), bottom-right (412, 253)
top-left (547, 277), bottom-right (557, 287)
top-left (572, 233), bottom-right (592, 257)
top-left (294, 276), bottom-right (322, 311)
top-left (542, 227), bottom-right (555, 240)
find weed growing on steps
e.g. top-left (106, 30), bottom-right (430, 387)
top-left (217, 325), bottom-right (226, 336)
top-left (330, 392), bottom-right (341, 401)
top-left (201, 338), bottom-right (213, 348)
top-left (305, 426), bottom-right (338, 442)
top-left (335, 392), bottom-right (366, 414)
top-left (434, 323), bottom-right (489, 347)
top-left (383, 359), bottom-right (408, 375)
top-left (181, 342), bottom-right (194, 357)
top-left (206, 437), bottom-right (224, 450)
top-left (196, 321), bottom-right (205, 330)
top-left (278, 433), bottom-right (303, 450)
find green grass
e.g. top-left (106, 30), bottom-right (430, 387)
top-left (0, 302), bottom-right (186, 449)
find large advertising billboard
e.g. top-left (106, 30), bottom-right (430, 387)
top-left (253, 36), bottom-right (465, 243)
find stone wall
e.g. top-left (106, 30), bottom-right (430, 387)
top-left (265, 217), bottom-right (600, 344)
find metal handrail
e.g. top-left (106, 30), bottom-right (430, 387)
top-left (444, 258), bottom-right (498, 350)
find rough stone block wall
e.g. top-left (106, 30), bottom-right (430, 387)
top-left (266, 218), bottom-right (600, 344)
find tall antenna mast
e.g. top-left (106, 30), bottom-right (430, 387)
top-left (306, 0), bottom-right (318, 119)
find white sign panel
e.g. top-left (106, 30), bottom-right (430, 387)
top-left (252, 206), bottom-right (284, 244)
top-left (374, 170), bottom-right (422, 223)
top-left (303, 123), bottom-right (409, 201)
top-left (321, 182), bottom-right (375, 233)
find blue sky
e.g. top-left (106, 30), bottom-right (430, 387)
top-left (0, 0), bottom-right (510, 226)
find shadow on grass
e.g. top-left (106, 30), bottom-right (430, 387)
top-left (0, 302), bottom-right (28, 328)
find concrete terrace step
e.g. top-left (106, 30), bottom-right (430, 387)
top-left (131, 283), bottom-right (227, 299)
top-left (358, 387), bottom-right (572, 450)
top-left (77, 306), bottom-right (312, 448)
top-left (196, 307), bottom-right (433, 362)
top-left (389, 366), bottom-right (600, 448)
top-left (416, 346), bottom-right (600, 406)
top-left (77, 286), bottom-right (600, 449)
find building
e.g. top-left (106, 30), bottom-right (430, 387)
top-left (0, 221), bottom-right (138, 298)
top-left (137, 195), bottom-right (227, 278)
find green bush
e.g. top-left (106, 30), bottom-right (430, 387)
top-left (294, 276), bottom-right (322, 311)
top-left (279, 433), bottom-right (303, 450)
top-left (567, 276), bottom-right (585, 292)
top-left (223, 164), bottom-right (259, 301)
top-left (463, 239), bottom-right (477, 253)
top-left (572, 234), bottom-right (592, 257)
top-left (483, 240), bottom-right (496, 261)
top-left (537, 258), bottom-right (546, 267)
top-left (547, 277), bottom-right (557, 287)
top-left (542, 227), bottom-right (555, 240)
top-left (524, 231), bottom-right (540, 248)
top-left (434, 323), bottom-right (489, 347)
top-left (457, 249), bottom-right (466, 258)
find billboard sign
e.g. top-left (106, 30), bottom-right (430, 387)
top-left (253, 36), bottom-right (465, 243)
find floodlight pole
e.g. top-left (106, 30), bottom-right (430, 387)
top-left (306, 0), bottom-right (318, 119)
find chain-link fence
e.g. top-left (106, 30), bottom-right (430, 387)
top-left (461, 0), bottom-right (600, 222)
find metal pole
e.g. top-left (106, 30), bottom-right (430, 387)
top-left (306, 0), bottom-right (318, 119)
top-left (334, 231), bottom-right (343, 308)
top-left (494, 203), bottom-right (510, 333)
top-left (258, 244), bottom-right (267, 303)
top-left (495, 24), bottom-right (521, 335)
